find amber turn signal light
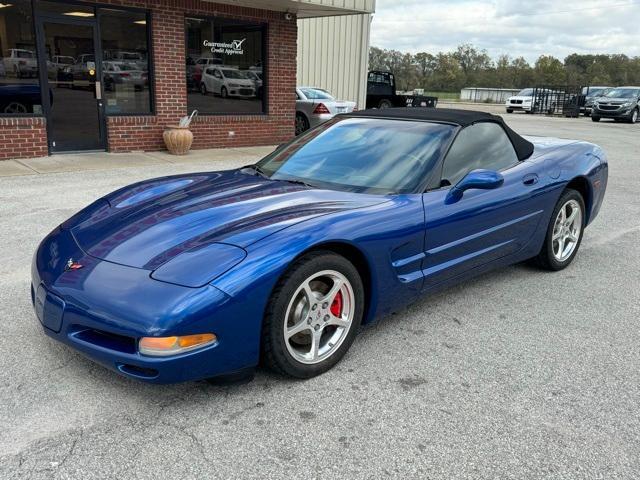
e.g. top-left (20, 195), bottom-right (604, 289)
top-left (139, 333), bottom-right (217, 356)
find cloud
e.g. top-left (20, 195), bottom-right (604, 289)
top-left (370, 0), bottom-right (640, 63)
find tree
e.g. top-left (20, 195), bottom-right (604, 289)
top-left (534, 55), bottom-right (565, 85)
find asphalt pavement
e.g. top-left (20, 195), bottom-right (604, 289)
top-left (0, 112), bottom-right (638, 479)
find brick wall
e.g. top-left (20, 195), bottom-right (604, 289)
top-left (0, 0), bottom-right (297, 159)
top-left (0, 118), bottom-right (48, 160)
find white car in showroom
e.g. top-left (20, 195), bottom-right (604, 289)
top-left (3, 49), bottom-right (38, 78)
top-left (505, 88), bottom-right (535, 113)
top-left (200, 67), bottom-right (255, 98)
top-left (295, 87), bottom-right (356, 135)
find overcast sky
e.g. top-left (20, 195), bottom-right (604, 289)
top-left (370, 0), bottom-right (640, 63)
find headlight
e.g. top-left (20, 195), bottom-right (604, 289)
top-left (151, 242), bottom-right (246, 288)
top-left (621, 102), bottom-right (632, 107)
top-left (139, 333), bottom-right (217, 356)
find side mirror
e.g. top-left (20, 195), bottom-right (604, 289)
top-left (446, 169), bottom-right (504, 204)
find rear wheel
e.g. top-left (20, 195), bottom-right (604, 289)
top-left (533, 189), bottom-right (585, 271)
top-left (378, 99), bottom-right (393, 109)
top-left (262, 251), bottom-right (364, 378)
top-left (295, 112), bottom-right (309, 136)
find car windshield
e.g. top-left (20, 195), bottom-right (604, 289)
top-left (256, 118), bottom-right (456, 194)
top-left (221, 69), bottom-right (245, 79)
top-left (517, 88), bottom-right (534, 97)
top-left (300, 88), bottom-right (335, 100)
top-left (59, 57), bottom-right (74, 64)
top-left (604, 88), bottom-right (640, 98)
top-left (583, 87), bottom-right (606, 96)
top-left (17, 50), bottom-right (35, 58)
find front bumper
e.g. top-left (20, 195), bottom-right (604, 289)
top-left (505, 104), bottom-right (532, 111)
top-left (592, 106), bottom-right (633, 118)
top-left (32, 227), bottom-right (262, 383)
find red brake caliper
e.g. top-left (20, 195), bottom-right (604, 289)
top-left (330, 291), bottom-right (343, 317)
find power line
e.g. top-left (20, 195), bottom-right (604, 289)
top-left (374, 1), bottom-right (639, 25)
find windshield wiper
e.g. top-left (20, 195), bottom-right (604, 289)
top-left (242, 164), bottom-right (269, 178)
top-left (279, 178), bottom-right (315, 188)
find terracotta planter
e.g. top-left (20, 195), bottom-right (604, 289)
top-left (163, 126), bottom-right (193, 155)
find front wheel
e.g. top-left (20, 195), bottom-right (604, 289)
top-left (629, 108), bottom-right (639, 124)
top-left (506, 109), bottom-right (513, 114)
top-left (378, 99), bottom-right (393, 109)
top-left (221, 86), bottom-right (228, 98)
top-left (261, 251), bottom-right (364, 378)
top-left (591, 116), bottom-right (600, 122)
top-left (533, 189), bottom-right (585, 271)
top-left (200, 83), bottom-right (207, 95)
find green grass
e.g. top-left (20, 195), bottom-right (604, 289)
top-left (428, 91), bottom-right (460, 101)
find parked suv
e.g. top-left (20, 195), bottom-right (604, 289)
top-left (591, 87), bottom-right (640, 123)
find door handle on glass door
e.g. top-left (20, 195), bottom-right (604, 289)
top-left (95, 81), bottom-right (102, 100)
top-left (522, 173), bottom-right (539, 185)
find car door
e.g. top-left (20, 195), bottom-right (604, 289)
top-left (212, 68), bottom-right (223, 93)
top-left (421, 122), bottom-right (547, 290)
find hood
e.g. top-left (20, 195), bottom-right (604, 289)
top-left (595, 97), bottom-right (636, 104)
top-left (70, 170), bottom-right (388, 270)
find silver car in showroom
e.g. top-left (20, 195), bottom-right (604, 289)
top-left (295, 87), bottom-right (356, 135)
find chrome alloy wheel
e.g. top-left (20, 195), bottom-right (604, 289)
top-left (284, 270), bottom-right (355, 365)
top-left (552, 199), bottom-right (583, 262)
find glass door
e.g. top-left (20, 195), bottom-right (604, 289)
top-left (38, 19), bottom-right (105, 152)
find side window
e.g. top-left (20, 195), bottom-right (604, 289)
top-left (441, 122), bottom-right (518, 186)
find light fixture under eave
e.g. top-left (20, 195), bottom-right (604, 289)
top-left (63, 11), bottom-right (94, 17)
top-left (0, 3), bottom-right (14, 8)
top-left (134, 20), bottom-right (146, 25)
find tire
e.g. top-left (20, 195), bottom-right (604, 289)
top-left (221, 86), bottom-right (228, 98)
top-left (591, 116), bottom-right (600, 122)
top-left (3, 102), bottom-right (27, 114)
top-left (629, 108), bottom-right (639, 124)
top-left (378, 99), bottom-right (393, 109)
top-left (295, 112), bottom-right (309, 136)
top-left (533, 189), bottom-right (585, 271)
top-left (200, 83), bottom-right (207, 95)
top-left (506, 109), bottom-right (513, 114)
top-left (261, 251), bottom-right (365, 378)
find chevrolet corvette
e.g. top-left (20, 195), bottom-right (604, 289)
top-left (32, 109), bottom-right (608, 383)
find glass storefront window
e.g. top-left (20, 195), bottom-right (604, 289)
top-left (186, 17), bottom-right (265, 115)
top-left (100, 9), bottom-right (152, 114)
top-left (0, 0), bottom-right (42, 115)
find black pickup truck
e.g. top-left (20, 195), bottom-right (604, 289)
top-left (366, 71), bottom-right (438, 110)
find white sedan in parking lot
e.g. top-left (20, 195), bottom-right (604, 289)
top-left (200, 67), bottom-right (255, 98)
top-left (295, 87), bottom-right (356, 135)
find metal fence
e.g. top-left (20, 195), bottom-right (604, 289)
top-left (531, 85), bottom-right (583, 117)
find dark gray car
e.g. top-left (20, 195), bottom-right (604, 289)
top-left (591, 87), bottom-right (640, 123)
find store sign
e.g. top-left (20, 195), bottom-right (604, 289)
top-left (203, 39), bottom-right (246, 56)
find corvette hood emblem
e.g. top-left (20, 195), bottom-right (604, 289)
top-left (65, 259), bottom-right (84, 271)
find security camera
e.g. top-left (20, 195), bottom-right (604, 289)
top-left (284, 12), bottom-right (294, 21)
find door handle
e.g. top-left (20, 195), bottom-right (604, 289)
top-left (522, 173), bottom-right (539, 186)
top-left (95, 81), bottom-right (102, 100)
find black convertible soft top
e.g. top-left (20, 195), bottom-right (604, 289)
top-left (348, 108), bottom-right (534, 161)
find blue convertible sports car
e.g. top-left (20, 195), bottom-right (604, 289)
top-left (32, 109), bottom-right (608, 383)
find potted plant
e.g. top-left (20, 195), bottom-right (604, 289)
top-left (163, 110), bottom-right (197, 155)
